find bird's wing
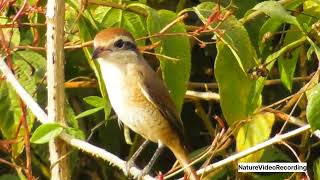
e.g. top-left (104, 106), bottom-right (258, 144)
top-left (136, 61), bottom-right (184, 140)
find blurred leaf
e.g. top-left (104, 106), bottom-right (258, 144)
top-left (12, 51), bottom-right (46, 93)
top-left (192, 2), bottom-right (248, 73)
top-left (306, 83), bottom-right (320, 131)
top-left (0, 82), bottom-right (22, 155)
top-left (307, 38), bottom-right (320, 61)
top-left (93, 6), bottom-right (147, 45)
top-left (259, 146), bottom-right (292, 162)
top-left (191, 2), bottom-right (262, 125)
top-left (0, 175), bottom-right (20, 180)
top-left (258, 18), bottom-right (283, 54)
top-left (278, 26), bottom-right (303, 91)
top-left (314, 158), bottom-right (320, 179)
top-left (251, 172), bottom-right (291, 180)
top-left (252, 1), bottom-right (299, 26)
top-left (237, 112), bottom-right (275, 162)
top-left (0, 19), bottom-right (20, 48)
top-left (83, 96), bottom-right (106, 107)
top-left (30, 123), bottom-right (63, 144)
top-left (0, 51), bottom-right (45, 157)
top-left (304, 0), bottom-right (320, 18)
top-left (77, 11), bottom-right (112, 119)
top-left (75, 107), bottom-right (104, 119)
top-left (65, 127), bottom-right (86, 140)
top-left (144, 8), bottom-right (191, 112)
top-left (224, 0), bottom-right (257, 18)
top-left (122, 11), bottom-right (147, 46)
top-left (66, 102), bottom-right (79, 128)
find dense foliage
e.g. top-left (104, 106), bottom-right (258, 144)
top-left (0, 0), bottom-right (320, 179)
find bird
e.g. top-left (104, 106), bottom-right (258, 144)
top-left (92, 28), bottom-right (198, 180)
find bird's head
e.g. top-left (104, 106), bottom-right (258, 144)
top-left (92, 28), bottom-right (139, 61)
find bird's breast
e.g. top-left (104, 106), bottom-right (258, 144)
top-left (99, 62), bottom-right (175, 143)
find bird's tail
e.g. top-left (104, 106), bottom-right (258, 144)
top-left (169, 143), bottom-right (199, 180)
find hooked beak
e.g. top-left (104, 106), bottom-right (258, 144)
top-left (92, 47), bottom-right (111, 59)
top-left (92, 47), bottom-right (102, 59)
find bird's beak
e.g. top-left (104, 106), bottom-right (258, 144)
top-left (92, 47), bottom-right (102, 59)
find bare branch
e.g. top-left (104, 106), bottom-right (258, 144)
top-left (46, 0), bottom-right (69, 178)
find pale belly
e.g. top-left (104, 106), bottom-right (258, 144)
top-left (101, 63), bottom-right (171, 143)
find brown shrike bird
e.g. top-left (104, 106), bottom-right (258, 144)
top-left (92, 28), bottom-right (198, 180)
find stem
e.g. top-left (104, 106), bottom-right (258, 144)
top-left (46, 0), bottom-right (69, 179)
top-left (196, 125), bottom-right (310, 175)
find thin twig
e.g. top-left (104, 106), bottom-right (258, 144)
top-left (0, 158), bottom-right (21, 169)
top-left (186, 90), bottom-right (220, 101)
top-left (160, 14), bottom-right (188, 34)
top-left (188, 76), bottom-right (312, 89)
top-left (196, 124), bottom-right (311, 175)
top-left (281, 141), bottom-right (310, 180)
top-left (19, 99), bottom-right (33, 180)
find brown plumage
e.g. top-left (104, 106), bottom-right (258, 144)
top-left (93, 28), bottom-right (198, 180)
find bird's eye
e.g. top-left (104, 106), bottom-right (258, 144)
top-left (114, 39), bottom-right (125, 48)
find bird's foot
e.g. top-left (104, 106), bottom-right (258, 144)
top-left (137, 168), bottom-right (148, 180)
top-left (125, 159), bottom-right (136, 177)
top-left (136, 164), bottom-right (152, 180)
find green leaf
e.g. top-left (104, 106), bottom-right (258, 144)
top-left (76, 8), bottom-right (112, 120)
top-left (0, 51), bottom-right (45, 157)
top-left (30, 123), bottom-right (63, 144)
top-left (314, 158), bottom-right (320, 180)
top-left (307, 83), bottom-right (320, 131)
top-left (0, 175), bottom-right (20, 180)
top-left (258, 18), bottom-right (283, 54)
top-left (259, 146), bottom-right (292, 162)
top-left (237, 112), bottom-right (275, 162)
top-left (192, 2), bottom-right (262, 125)
top-left (75, 107), bottom-right (104, 119)
top-left (307, 37), bottom-right (320, 61)
top-left (0, 19), bottom-right (20, 48)
top-left (122, 11), bottom-right (147, 46)
top-left (65, 127), bottom-right (86, 140)
top-left (193, 2), bottom-right (251, 73)
top-left (93, 5), bottom-right (147, 46)
top-left (145, 9), bottom-right (191, 112)
top-left (278, 26), bottom-right (303, 91)
top-left (252, 1), bottom-right (299, 26)
top-left (83, 96), bottom-right (106, 107)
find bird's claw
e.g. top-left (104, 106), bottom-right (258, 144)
top-left (125, 159), bottom-right (136, 176)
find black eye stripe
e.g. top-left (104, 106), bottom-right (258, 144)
top-left (114, 39), bottom-right (137, 51)
top-left (125, 41), bottom-right (137, 50)
top-left (114, 39), bottom-right (125, 48)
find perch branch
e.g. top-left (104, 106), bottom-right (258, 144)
top-left (196, 124), bottom-right (311, 176)
top-left (0, 57), bottom-right (154, 179)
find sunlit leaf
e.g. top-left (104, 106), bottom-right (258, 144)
top-left (191, 2), bottom-right (262, 125)
top-left (144, 8), bottom-right (191, 112)
top-left (278, 26), bottom-right (303, 91)
top-left (83, 96), bottom-right (106, 107)
top-left (314, 158), bottom-right (320, 179)
top-left (75, 107), bottom-right (104, 119)
top-left (259, 146), bottom-right (292, 162)
top-left (307, 83), bottom-right (320, 131)
top-left (252, 1), bottom-right (299, 26)
top-left (30, 123), bottom-right (64, 144)
top-left (237, 112), bottom-right (275, 162)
